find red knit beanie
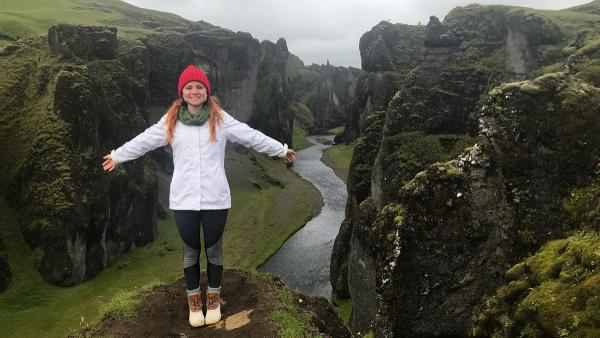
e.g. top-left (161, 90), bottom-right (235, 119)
top-left (177, 65), bottom-right (211, 97)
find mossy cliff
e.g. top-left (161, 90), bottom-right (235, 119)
top-left (251, 38), bottom-right (292, 146)
top-left (1, 27), bottom-right (157, 286)
top-left (287, 55), bottom-right (361, 134)
top-left (0, 18), bottom-right (297, 287)
top-left (330, 111), bottom-right (386, 303)
top-left (332, 2), bottom-right (600, 336)
top-left (338, 22), bottom-right (423, 142)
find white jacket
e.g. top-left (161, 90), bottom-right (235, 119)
top-left (111, 110), bottom-right (288, 210)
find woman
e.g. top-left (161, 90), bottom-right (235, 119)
top-left (102, 65), bottom-right (296, 327)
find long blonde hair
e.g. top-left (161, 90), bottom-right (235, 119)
top-left (165, 96), bottom-right (223, 144)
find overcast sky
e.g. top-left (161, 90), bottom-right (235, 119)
top-left (121, 0), bottom-right (592, 68)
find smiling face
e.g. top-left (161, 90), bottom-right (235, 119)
top-left (182, 81), bottom-right (208, 108)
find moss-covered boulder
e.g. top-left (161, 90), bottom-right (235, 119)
top-left (48, 24), bottom-right (118, 60)
top-left (563, 175), bottom-right (600, 232)
top-left (372, 128), bottom-right (475, 207)
top-left (472, 232), bottom-right (600, 338)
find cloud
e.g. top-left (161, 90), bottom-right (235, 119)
top-left (123, 0), bottom-right (592, 68)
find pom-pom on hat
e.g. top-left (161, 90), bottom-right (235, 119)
top-left (177, 65), bottom-right (211, 97)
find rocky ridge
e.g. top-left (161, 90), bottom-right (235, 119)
top-left (331, 3), bottom-right (600, 336)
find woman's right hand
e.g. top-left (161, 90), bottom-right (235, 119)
top-left (102, 154), bottom-right (117, 172)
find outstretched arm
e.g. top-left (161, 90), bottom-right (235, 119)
top-left (102, 115), bottom-right (168, 171)
top-left (284, 149), bottom-right (296, 164)
top-left (222, 111), bottom-right (296, 163)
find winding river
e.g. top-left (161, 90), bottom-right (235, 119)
top-left (259, 135), bottom-right (347, 300)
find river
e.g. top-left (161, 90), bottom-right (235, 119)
top-left (259, 135), bottom-right (347, 300)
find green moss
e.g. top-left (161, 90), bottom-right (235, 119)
top-left (267, 290), bottom-right (314, 338)
top-left (332, 295), bottom-right (352, 325)
top-left (384, 131), bottom-right (475, 196)
top-left (519, 83), bottom-right (542, 95)
top-left (472, 232), bottom-right (600, 337)
top-left (362, 201), bottom-right (407, 263)
top-left (403, 160), bottom-right (466, 198)
top-left (505, 262), bottom-right (527, 281)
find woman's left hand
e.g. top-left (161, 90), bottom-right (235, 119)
top-left (284, 149), bottom-right (296, 164)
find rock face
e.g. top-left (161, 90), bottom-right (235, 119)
top-left (5, 27), bottom-right (157, 286)
top-left (288, 55), bottom-right (361, 134)
top-left (338, 21), bottom-right (424, 143)
top-left (374, 74), bottom-right (600, 337)
top-left (338, 71), bottom-right (402, 142)
top-left (48, 24), bottom-right (118, 60)
top-left (331, 111), bottom-right (386, 301)
top-left (359, 21), bottom-right (425, 73)
top-left (332, 3), bottom-right (600, 336)
top-left (251, 38), bottom-right (292, 146)
top-left (1, 21), bottom-right (296, 286)
top-left (185, 29), bottom-right (261, 123)
top-left (305, 63), bottom-right (360, 133)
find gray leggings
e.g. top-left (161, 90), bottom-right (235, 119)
top-left (173, 209), bottom-right (228, 292)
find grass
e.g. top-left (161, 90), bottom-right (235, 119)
top-left (96, 280), bottom-right (166, 324)
top-left (321, 142), bottom-right (356, 183)
top-left (293, 120), bottom-right (313, 151)
top-left (333, 295), bottom-right (352, 325)
top-left (0, 0), bottom-right (189, 48)
top-left (0, 197), bottom-right (185, 337)
top-left (327, 126), bottom-right (345, 135)
top-left (267, 290), bottom-right (314, 338)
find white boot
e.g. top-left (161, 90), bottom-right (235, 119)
top-left (205, 290), bottom-right (221, 325)
top-left (187, 292), bottom-right (205, 327)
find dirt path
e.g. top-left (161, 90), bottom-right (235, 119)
top-left (73, 269), bottom-right (349, 337)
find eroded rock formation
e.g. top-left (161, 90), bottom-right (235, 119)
top-left (332, 3), bottom-right (600, 336)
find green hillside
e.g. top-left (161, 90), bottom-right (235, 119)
top-left (0, 0), bottom-right (198, 48)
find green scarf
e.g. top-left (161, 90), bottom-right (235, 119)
top-left (178, 105), bottom-right (209, 126)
